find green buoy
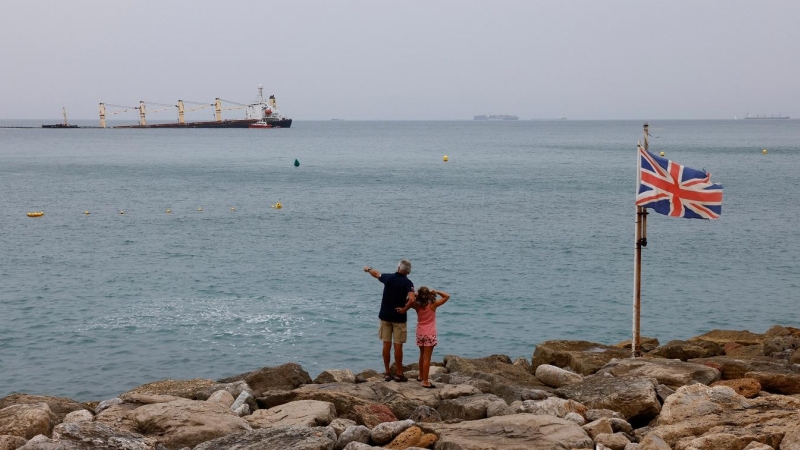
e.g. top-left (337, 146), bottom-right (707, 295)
top-left (294, 159), bottom-right (300, 167)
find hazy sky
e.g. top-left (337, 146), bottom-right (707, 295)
top-left (2, 1), bottom-right (799, 120)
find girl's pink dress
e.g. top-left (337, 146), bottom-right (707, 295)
top-left (415, 305), bottom-right (438, 347)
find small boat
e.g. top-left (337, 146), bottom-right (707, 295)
top-left (42, 107), bottom-right (79, 128)
top-left (249, 121), bottom-right (273, 129)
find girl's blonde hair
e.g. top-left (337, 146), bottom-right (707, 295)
top-left (415, 286), bottom-right (436, 308)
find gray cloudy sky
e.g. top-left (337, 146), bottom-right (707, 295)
top-left (2, 1), bottom-right (799, 120)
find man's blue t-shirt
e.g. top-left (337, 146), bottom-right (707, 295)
top-left (378, 272), bottom-right (414, 323)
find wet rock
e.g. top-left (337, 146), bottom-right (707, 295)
top-left (0, 404), bottom-right (57, 440)
top-left (648, 339), bottom-right (724, 361)
top-left (218, 363), bottom-right (312, 396)
top-left (596, 358), bottom-right (720, 388)
top-left (532, 340), bottom-right (630, 376)
top-left (369, 419), bottom-right (413, 445)
top-left (353, 403), bottom-right (397, 428)
top-left (556, 376), bottom-right (661, 426)
top-left (0, 395), bottom-right (90, 424)
top-left (535, 364), bottom-right (583, 388)
top-left (192, 425), bottom-right (336, 450)
top-left (419, 414), bottom-right (594, 449)
top-left (246, 400), bottom-right (336, 429)
top-left (314, 370), bottom-right (356, 385)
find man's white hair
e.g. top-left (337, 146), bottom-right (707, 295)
top-left (398, 259), bottom-right (412, 275)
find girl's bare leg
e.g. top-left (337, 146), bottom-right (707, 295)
top-left (418, 346), bottom-right (424, 379)
top-left (421, 346), bottom-right (435, 386)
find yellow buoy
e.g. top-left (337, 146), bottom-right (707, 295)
top-left (762, 148), bottom-right (768, 154)
top-left (198, 207), bottom-right (203, 212)
top-left (659, 152), bottom-right (665, 157)
top-left (166, 209), bottom-right (171, 213)
top-left (84, 211), bottom-right (90, 215)
top-left (230, 207), bottom-right (236, 212)
top-left (276, 202), bottom-right (282, 209)
top-left (443, 155), bottom-right (449, 162)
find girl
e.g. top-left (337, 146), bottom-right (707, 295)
top-left (402, 286), bottom-right (450, 388)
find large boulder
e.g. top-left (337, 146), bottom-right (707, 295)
top-left (444, 355), bottom-right (546, 402)
top-left (370, 420), bottom-right (414, 445)
top-left (286, 383), bottom-right (380, 420)
top-left (614, 336), bottom-right (661, 353)
top-left (353, 403), bottom-right (397, 428)
top-left (532, 341), bottom-right (630, 376)
top-left (556, 376), bottom-right (661, 426)
top-left (129, 398), bottom-right (251, 449)
top-left (534, 364), bottom-right (583, 388)
top-left (689, 329), bottom-right (765, 346)
top-left (635, 384), bottom-right (800, 448)
top-left (246, 400), bottom-right (336, 429)
top-left (120, 378), bottom-right (219, 399)
top-left (689, 355), bottom-right (796, 380)
top-left (314, 370), bottom-right (356, 384)
top-left (437, 394), bottom-right (507, 421)
top-left (419, 414), bottom-right (594, 449)
top-left (595, 358), bottom-right (720, 388)
top-left (18, 422), bottom-right (160, 450)
top-left (218, 363), bottom-right (312, 396)
top-left (744, 370), bottom-right (800, 395)
top-left (0, 404), bottom-right (57, 439)
top-left (648, 340), bottom-right (724, 361)
top-left (193, 426), bottom-right (337, 450)
top-left (384, 426), bottom-right (436, 450)
top-left (710, 378), bottom-right (761, 398)
top-left (0, 395), bottom-right (91, 424)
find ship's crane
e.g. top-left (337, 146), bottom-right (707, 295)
top-left (99, 103), bottom-right (139, 128)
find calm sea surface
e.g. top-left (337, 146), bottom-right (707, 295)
top-left (1, 119), bottom-right (798, 400)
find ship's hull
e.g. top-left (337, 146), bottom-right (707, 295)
top-left (115, 119), bottom-right (259, 129)
top-left (42, 124), bottom-right (79, 128)
top-left (744, 116), bottom-right (789, 120)
top-left (266, 118), bottom-right (292, 128)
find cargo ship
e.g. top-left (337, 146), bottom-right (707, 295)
top-left (42, 108), bottom-right (79, 128)
top-left (474, 114), bottom-right (519, 121)
top-left (744, 113), bottom-right (789, 120)
top-left (104, 85), bottom-right (292, 128)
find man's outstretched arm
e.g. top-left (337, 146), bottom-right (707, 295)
top-left (364, 266), bottom-right (380, 279)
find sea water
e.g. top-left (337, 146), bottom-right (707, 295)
top-left (1, 119), bottom-right (798, 400)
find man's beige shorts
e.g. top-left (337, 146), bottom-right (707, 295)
top-left (379, 320), bottom-right (407, 344)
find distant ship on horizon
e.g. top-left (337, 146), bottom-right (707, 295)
top-left (744, 113), bottom-right (789, 120)
top-left (474, 114), bottom-right (519, 121)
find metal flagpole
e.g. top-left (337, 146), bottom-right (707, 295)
top-left (632, 123), bottom-right (649, 358)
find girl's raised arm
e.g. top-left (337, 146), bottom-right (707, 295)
top-left (431, 289), bottom-right (450, 310)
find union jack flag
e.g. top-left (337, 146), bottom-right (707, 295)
top-left (636, 145), bottom-right (723, 219)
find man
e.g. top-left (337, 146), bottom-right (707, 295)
top-left (364, 260), bottom-right (415, 382)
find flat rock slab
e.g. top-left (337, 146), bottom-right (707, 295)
top-left (120, 378), bottom-right (218, 400)
top-left (419, 413), bottom-right (594, 449)
top-left (193, 426), bottom-right (337, 450)
top-left (596, 358), bottom-right (720, 388)
top-left (246, 400), bottom-right (336, 428)
top-left (689, 329), bottom-right (765, 346)
top-left (532, 341), bottom-right (630, 376)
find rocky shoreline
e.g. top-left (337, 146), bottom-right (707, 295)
top-left (3, 325), bottom-right (800, 449)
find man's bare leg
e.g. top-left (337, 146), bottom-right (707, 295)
top-left (382, 341), bottom-right (392, 375)
top-left (394, 343), bottom-right (404, 376)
